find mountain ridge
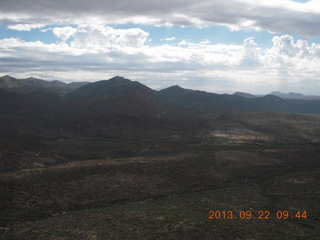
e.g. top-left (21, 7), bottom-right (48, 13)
top-left (0, 75), bottom-right (89, 93)
top-left (0, 76), bottom-right (320, 115)
top-left (2, 75), bottom-right (320, 100)
top-left (1, 75), bottom-right (320, 120)
top-left (233, 92), bottom-right (257, 98)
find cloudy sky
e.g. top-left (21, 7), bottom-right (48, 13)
top-left (1, 0), bottom-right (320, 94)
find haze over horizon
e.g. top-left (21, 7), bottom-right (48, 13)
top-left (1, 0), bottom-right (320, 95)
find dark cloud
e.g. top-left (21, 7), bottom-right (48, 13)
top-left (1, 0), bottom-right (320, 36)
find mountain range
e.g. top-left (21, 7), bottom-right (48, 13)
top-left (269, 91), bottom-right (320, 100)
top-left (0, 75), bottom-right (320, 140)
top-left (233, 90), bottom-right (320, 100)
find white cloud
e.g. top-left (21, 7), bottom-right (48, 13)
top-left (53, 26), bottom-right (77, 42)
top-left (1, 26), bottom-right (320, 94)
top-left (240, 37), bottom-right (261, 66)
top-left (200, 40), bottom-right (212, 44)
top-left (178, 40), bottom-right (189, 46)
top-left (272, 35), bottom-right (298, 57)
top-left (70, 25), bottom-right (149, 50)
top-left (7, 24), bottom-right (45, 31)
top-left (161, 37), bottom-right (176, 41)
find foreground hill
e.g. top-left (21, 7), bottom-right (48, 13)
top-left (1, 128), bottom-right (320, 239)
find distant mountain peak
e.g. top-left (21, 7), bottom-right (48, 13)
top-left (233, 92), bottom-right (257, 98)
top-left (160, 85), bottom-right (185, 92)
top-left (1, 75), bottom-right (15, 80)
top-left (0, 75), bottom-right (20, 88)
top-left (287, 92), bottom-right (305, 97)
top-left (67, 76), bottom-right (154, 101)
top-left (170, 85), bottom-right (183, 88)
top-left (0, 75), bottom-right (87, 93)
top-left (269, 91), bottom-right (320, 99)
top-left (262, 94), bottom-right (285, 100)
top-left (25, 77), bottom-right (40, 81)
top-left (270, 91), bottom-right (305, 97)
top-left (107, 76), bottom-right (130, 83)
top-left (109, 76), bottom-right (128, 81)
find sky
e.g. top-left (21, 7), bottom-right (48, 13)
top-left (1, 0), bottom-right (320, 94)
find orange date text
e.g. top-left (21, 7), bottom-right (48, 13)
top-left (208, 210), bottom-right (307, 220)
